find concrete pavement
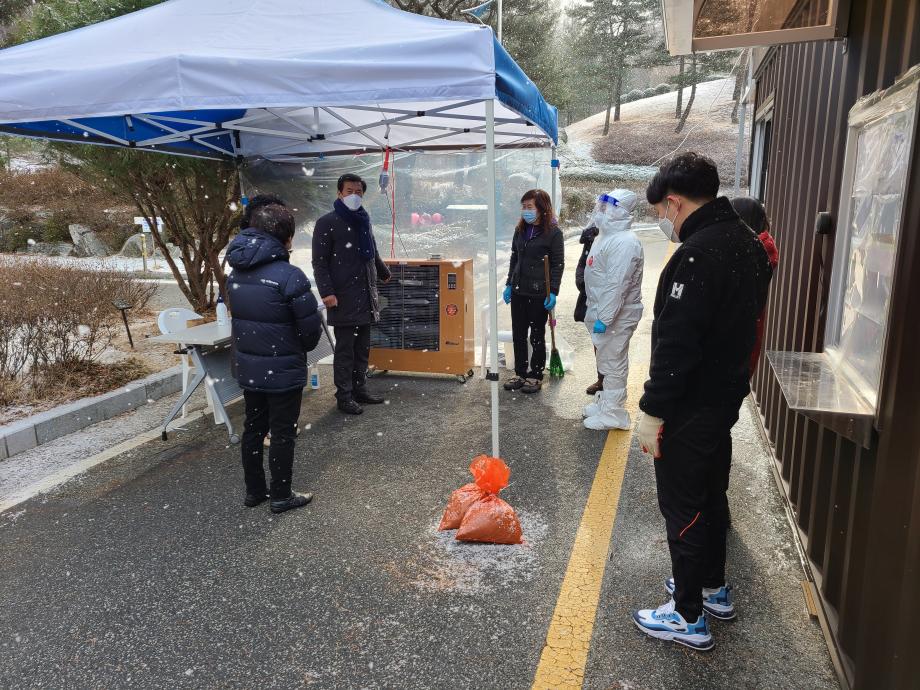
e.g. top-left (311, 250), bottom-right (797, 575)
top-left (0, 230), bottom-right (839, 689)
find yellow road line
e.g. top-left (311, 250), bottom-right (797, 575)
top-left (532, 238), bottom-right (675, 689)
top-left (531, 369), bottom-right (646, 689)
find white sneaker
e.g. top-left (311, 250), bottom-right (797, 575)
top-left (665, 577), bottom-right (736, 620)
top-left (632, 599), bottom-right (714, 651)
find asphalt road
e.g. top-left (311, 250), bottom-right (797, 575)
top-left (0, 230), bottom-right (839, 690)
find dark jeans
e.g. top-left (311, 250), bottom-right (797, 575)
top-left (510, 294), bottom-right (548, 379)
top-left (333, 324), bottom-right (371, 402)
top-left (654, 405), bottom-right (739, 621)
top-left (241, 388), bottom-right (304, 500)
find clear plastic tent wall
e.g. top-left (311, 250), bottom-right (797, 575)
top-left (240, 148), bottom-right (561, 314)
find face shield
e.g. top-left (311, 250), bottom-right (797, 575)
top-left (592, 192), bottom-right (633, 228)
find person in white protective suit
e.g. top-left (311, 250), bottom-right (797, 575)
top-left (582, 189), bottom-right (644, 430)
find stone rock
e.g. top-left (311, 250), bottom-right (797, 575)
top-left (68, 224), bottom-right (111, 257)
top-left (26, 241), bottom-right (74, 257)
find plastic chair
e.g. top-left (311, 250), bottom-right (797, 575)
top-left (157, 307), bottom-right (203, 418)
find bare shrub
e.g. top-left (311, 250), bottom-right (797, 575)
top-left (30, 358), bottom-right (151, 403)
top-left (0, 258), bottom-right (158, 377)
top-left (0, 168), bottom-right (135, 249)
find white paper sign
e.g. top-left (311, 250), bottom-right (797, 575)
top-left (134, 216), bottom-right (164, 233)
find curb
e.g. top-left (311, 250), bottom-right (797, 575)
top-left (0, 366), bottom-right (183, 461)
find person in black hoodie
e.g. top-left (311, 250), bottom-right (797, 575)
top-left (312, 173), bottom-right (391, 415)
top-left (502, 188), bottom-right (564, 394)
top-left (631, 153), bottom-right (772, 651)
top-left (226, 203), bottom-right (322, 514)
top-left (574, 223), bottom-right (602, 394)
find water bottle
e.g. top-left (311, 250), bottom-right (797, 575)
top-left (216, 295), bottom-right (228, 327)
top-left (309, 366), bottom-right (320, 390)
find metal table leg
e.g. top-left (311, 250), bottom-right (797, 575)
top-left (160, 359), bottom-right (207, 441)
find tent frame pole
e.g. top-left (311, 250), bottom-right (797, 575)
top-left (485, 98), bottom-right (500, 459)
top-left (551, 144), bottom-right (557, 210)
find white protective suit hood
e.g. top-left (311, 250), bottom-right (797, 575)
top-left (592, 188), bottom-right (638, 235)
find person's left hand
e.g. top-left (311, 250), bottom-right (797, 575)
top-left (544, 293), bottom-right (557, 311)
top-left (637, 413), bottom-right (664, 459)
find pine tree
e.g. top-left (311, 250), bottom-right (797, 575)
top-left (568, 0), bottom-right (659, 135)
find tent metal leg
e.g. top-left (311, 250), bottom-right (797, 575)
top-left (486, 99), bottom-right (500, 459)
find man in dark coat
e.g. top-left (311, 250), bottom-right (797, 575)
top-left (632, 152), bottom-right (772, 651)
top-left (312, 173), bottom-right (391, 415)
top-left (227, 203), bottom-right (322, 514)
top-left (574, 223), bottom-right (602, 395)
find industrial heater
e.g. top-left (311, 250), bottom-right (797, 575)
top-left (369, 258), bottom-right (475, 381)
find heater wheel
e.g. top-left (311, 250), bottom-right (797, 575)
top-left (456, 369), bottom-right (474, 384)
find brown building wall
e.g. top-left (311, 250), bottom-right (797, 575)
top-left (750, 1), bottom-right (920, 688)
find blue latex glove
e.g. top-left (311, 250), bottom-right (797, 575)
top-left (593, 319), bottom-right (607, 334)
top-left (543, 293), bottom-right (557, 311)
top-left (503, 285), bottom-right (513, 304)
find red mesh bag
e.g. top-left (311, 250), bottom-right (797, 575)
top-left (438, 482), bottom-right (486, 531)
top-left (455, 494), bottom-right (523, 545)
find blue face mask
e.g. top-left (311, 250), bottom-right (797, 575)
top-left (521, 209), bottom-right (538, 224)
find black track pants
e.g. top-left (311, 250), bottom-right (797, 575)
top-left (653, 405), bottom-right (739, 621)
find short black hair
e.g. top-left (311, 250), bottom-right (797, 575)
top-left (337, 173), bottom-right (367, 193)
top-left (251, 203), bottom-right (295, 243)
top-left (730, 196), bottom-right (769, 234)
top-left (646, 152), bottom-right (720, 205)
top-left (241, 193), bottom-right (286, 230)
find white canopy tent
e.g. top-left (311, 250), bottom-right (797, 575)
top-left (0, 0), bottom-right (560, 458)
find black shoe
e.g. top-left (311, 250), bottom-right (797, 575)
top-left (521, 377), bottom-right (543, 394)
top-left (354, 390), bottom-right (384, 404)
top-left (270, 491), bottom-right (313, 514)
top-left (504, 376), bottom-right (526, 391)
top-left (244, 492), bottom-right (269, 508)
top-left (337, 399), bottom-right (364, 415)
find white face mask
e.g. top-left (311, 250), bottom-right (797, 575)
top-left (342, 193), bottom-right (363, 211)
top-left (658, 200), bottom-right (681, 243)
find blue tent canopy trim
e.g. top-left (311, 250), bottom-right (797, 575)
top-left (0, 110), bottom-right (246, 159)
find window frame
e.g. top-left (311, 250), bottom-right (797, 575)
top-left (750, 99), bottom-right (775, 201)
top-left (824, 67), bottom-right (920, 414)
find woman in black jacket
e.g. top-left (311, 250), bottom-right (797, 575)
top-left (502, 189), bottom-right (564, 394)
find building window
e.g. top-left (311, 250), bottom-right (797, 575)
top-left (825, 70), bottom-right (920, 408)
top-left (750, 106), bottom-right (773, 201)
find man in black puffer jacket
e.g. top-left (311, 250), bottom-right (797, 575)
top-left (631, 152), bottom-right (772, 651)
top-left (226, 203), bottom-right (321, 514)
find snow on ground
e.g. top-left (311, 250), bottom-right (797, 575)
top-left (0, 387), bottom-right (209, 508)
top-left (410, 508), bottom-right (549, 595)
top-left (565, 78), bottom-right (737, 143)
top-left (2, 252), bottom-right (189, 275)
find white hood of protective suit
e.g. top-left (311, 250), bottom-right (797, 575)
top-left (584, 217), bottom-right (644, 327)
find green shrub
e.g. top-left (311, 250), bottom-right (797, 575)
top-left (623, 89), bottom-right (644, 103)
top-left (655, 83), bottom-right (671, 95)
top-left (41, 211), bottom-right (73, 243)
